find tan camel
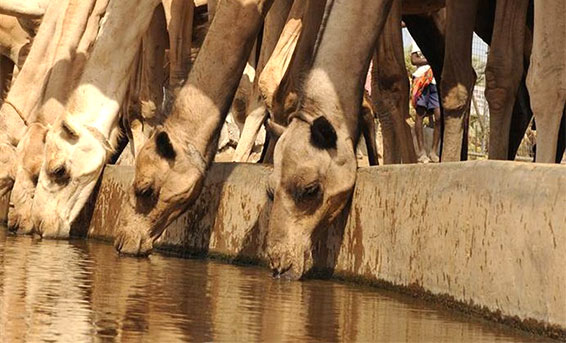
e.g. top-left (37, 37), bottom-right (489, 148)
top-left (7, 0), bottom-right (111, 233)
top-left (0, 0), bottom-right (102, 200)
top-left (526, 0), bottom-right (565, 163)
top-left (265, 0), bottom-right (394, 280)
top-left (233, 0), bottom-right (380, 165)
top-left (230, 0), bottom-right (292, 162)
top-left (114, 0), bottom-right (274, 255)
top-left (31, 0), bottom-right (162, 238)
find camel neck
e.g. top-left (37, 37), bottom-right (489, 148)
top-left (65, 0), bottom-right (160, 139)
top-left (165, 0), bottom-right (273, 160)
top-left (303, 0), bottom-right (393, 138)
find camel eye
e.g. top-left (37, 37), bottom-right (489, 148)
top-left (302, 183), bottom-right (320, 198)
top-left (61, 120), bottom-right (79, 139)
top-left (293, 182), bottom-right (321, 202)
top-left (32, 174), bottom-right (39, 186)
top-left (135, 186), bottom-right (154, 199)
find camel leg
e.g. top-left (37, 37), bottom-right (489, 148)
top-left (403, 10), bottom-right (446, 83)
top-left (507, 77), bottom-right (533, 159)
top-left (527, 0), bottom-right (566, 163)
top-left (232, 0), bottom-right (293, 162)
top-left (372, 0), bottom-right (415, 164)
top-left (231, 62), bottom-right (255, 132)
top-left (260, 0), bottom-right (327, 164)
top-left (485, 0), bottom-right (528, 160)
top-left (163, 0), bottom-right (194, 91)
top-left (440, 0), bottom-right (479, 161)
top-left (360, 93), bottom-right (379, 166)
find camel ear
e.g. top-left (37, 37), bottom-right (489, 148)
top-left (155, 131), bottom-right (176, 160)
top-left (265, 118), bottom-right (286, 138)
top-left (310, 116), bottom-right (337, 149)
top-left (61, 118), bottom-right (79, 138)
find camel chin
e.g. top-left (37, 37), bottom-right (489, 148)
top-left (7, 123), bottom-right (47, 235)
top-left (114, 129), bottom-right (205, 256)
top-left (266, 116), bottom-right (357, 281)
top-left (31, 118), bottom-right (107, 239)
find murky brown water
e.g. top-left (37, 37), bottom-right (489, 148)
top-left (0, 227), bottom-right (551, 342)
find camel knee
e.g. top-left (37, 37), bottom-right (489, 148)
top-left (442, 83), bottom-right (471, 113)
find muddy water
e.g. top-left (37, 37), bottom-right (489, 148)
top-left (0, 227), bottom-right (550, 342)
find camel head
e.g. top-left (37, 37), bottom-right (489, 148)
top-left (265, 113), bottom-right (357, 280)
top-left (32, 115), bottom-right (112, 238)
top-left (8, 123), bottom-right (48, 234)
top-left (114, 126), bottom-right (206, 256)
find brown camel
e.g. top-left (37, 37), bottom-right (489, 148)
top-left (114, 0), bottom-right (274, 255)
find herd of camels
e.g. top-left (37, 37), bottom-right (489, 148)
top-left (0, 0), bottom-right (563, 280)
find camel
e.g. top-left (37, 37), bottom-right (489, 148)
top-left (439, 0), bottom-right (532, 162)
top-left (0, 0), bottom-right (102, 200)
top-left (114, 0), bottom-right (274, 255)
top-left (7, 0), bottom-right (204, 235)
top-left (232, 0), bottom-right (380, 166)
top-left (526, 0), bottom-right (566, 163)
top-left (230, 0), bottom-right (293, 163)
top-left (31, 0), bottom-right (162, 238)
top-left (7, 0), bottom-right (112, 234)
top-left (123, 1), bottom-right (208, 163)
top-left (265, 0), bottom-right (395, 280)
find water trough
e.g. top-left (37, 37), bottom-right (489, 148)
top-left (1, 161), bottom-right (565, 339)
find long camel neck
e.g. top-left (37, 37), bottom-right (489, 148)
top-left (302, 0), bottom-right (393, 139)
top-left (166, 0), bottom-right (273, 161)
top-left (66, 0), bottom-right (160, 140)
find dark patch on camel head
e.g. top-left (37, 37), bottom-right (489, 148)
top-left (310, 116), bottom-right (337, 150)
top-left (156, 131), bottom-right (176, 160)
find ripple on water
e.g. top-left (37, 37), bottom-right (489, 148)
top-left (0, 227), bottom-right (553, 342)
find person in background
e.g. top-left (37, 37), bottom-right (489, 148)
top-left (411, 40), bottom-right (440, 163)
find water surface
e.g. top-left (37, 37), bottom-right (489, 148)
top-left (0, 227), bottom-right (550, 342)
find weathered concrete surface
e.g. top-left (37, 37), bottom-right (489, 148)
top-left (2, 161), bottom-right (564, 336)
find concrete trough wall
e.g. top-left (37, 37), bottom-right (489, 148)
top-left (2, 161), bottom-right (565, 337)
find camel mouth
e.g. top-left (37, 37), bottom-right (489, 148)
top-left (34, 215), bottom-right (71, 239)
top-left (271, 265), bottom-right (303, 281)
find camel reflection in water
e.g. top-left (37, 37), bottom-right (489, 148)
top-left (0, 229), bottom-right (547, 342)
